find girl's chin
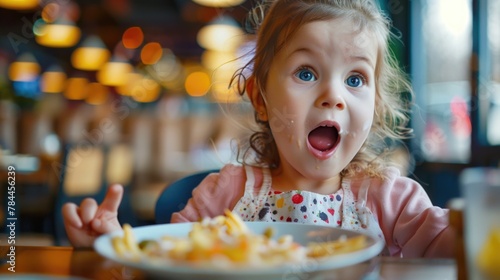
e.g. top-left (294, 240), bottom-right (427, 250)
top-left (296, 164), bottom-right (344, 180)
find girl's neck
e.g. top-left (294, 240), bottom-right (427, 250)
top-left (269, 168), bottom-right (342, 195)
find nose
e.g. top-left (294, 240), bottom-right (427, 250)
top-left (315, 84), bottom-right (346, 110)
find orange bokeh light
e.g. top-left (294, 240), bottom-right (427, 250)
top-left (140, 42), bottom-right (162, 65)
top-left (64, 77), bottom-right (89, 100)
top-left (122, 27), bottom-right (144, 49)
top-left (86, 82), bottom-right (109, 105)
top-left (185, 71), bottom-right (210, 97)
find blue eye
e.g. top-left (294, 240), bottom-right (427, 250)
top-left (346, 75), bottom-right (364, 87)
top-left (295, 68), bottom-right (316, 82)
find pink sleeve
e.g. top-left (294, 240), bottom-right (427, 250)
top-left (366, 169), bottom-right (456, 258)
top-left (170, 164), bottom-right (246, 223)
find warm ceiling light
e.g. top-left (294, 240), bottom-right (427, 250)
top-left (85, 83), bottom-right (109, 105)
top-left (41, 1), bottom-right (80, 22)
top-left (185, 71), bottom-right (210, 97)
top-left (96, 59), bottom-right (133, 87)
top-left (192, 0), bottom-right (245, 8)
top-left (71, 36), bottom-right (110, 71)
top-left (0, 0), bottom-right (39, 10)
top-left (116, 72), bottom-right (142, 96)
top-left (122, 27), bottom-right (144, 49)
top-left (64, 77), bottom-right (89, 100)
top-left (201, 50), bottom-right (237, 70)
top-left (41, 3), bottom-right (60, 22)
top-left (210, 55), bottom-right (240, 103)
top-left (140, 42), bottom-right (163, 65)
top-left (131, 77), bottom-right (161, 103)
top-left (34, 19), bottom-right (81, 48)
top-left (211, 68), bottom-right (241, 103)
top-left (201, 50), bottom-right (241, 102)
top-left (197, 16), bottom-right (245, 52)
top-left (8, 53), bottom-right (41, 82)
top-left (41, 65), bottom-right (67, 93)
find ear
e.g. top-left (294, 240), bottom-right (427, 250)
top-left (246, 76), bottom-right (268, 121)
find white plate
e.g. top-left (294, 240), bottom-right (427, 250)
top-left (94, 222), bottom-right (384, 280)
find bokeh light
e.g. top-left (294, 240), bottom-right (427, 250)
top-left (140, 42), bottom-right (163, 65)
top-left (122, 26), bottom-right (144, 49)
top-left (185, 71), bottom-right (210, 97)
top-left (64, 77), bottom-right (89, 100)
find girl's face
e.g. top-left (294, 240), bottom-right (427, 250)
top-left (260, 18), bottom-right (377, 182)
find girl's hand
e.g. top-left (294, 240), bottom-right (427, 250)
top-left (62, 184), bottom-right (123, 247)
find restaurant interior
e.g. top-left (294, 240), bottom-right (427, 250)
top-left (0, 0), bottom-right (499, 249)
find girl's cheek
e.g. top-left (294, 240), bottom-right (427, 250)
top-left (349, 121), bottom-right (372, 140)
top-left (362, 120), bottom-right (372, 132)
top-left (355, 121), bottom-right (372, 138)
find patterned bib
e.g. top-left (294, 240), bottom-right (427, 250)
top-left (232, 166), bottom-right (386, 243)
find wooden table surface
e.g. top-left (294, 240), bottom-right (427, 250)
top-left (0, 245), bottom-right (458, 280)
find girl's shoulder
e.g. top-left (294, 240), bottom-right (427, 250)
top-left (201, 163), bottom-right (247, 190)
top-left (217, 163), bottom-right (245, 177)
top-left (217, 163), bottom-right (268, 188)
top-left (380, 166), bottom-right (424, 190)
top-left (349, 166), bottom-right (426, 199)
top-left (364, 166), bottom-right (418, 185)
top-left (216, 163), bottom-right (251, 182)
top-left (350, 167), bottom-right (435, 215)
top-left (171, 164), bottom-right (247, 223)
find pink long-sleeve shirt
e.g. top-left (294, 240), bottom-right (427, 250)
top-left (171, 164), bottom-right (456, 258)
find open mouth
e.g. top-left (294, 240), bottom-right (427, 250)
top-left (307, 124), bottom-right (340, 153)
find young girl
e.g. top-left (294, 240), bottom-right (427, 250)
top-left (63, 0), bottom-right (455, 257)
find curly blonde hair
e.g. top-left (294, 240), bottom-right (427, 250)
top-left (231, 0), bottom-right (413, 179)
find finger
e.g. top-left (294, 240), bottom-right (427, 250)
top-left (91, 218), bottom-right (122, 234)
top-left (99, 184), bottom-right (123, 213)
top-left (80, 198), bottom-right (98, 225)
top-left (62, 203), bottom-right (82, 228)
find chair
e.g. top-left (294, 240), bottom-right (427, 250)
top-left (155, 169), bottom-right (219, 224)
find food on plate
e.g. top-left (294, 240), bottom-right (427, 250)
top-left (110, 210), bottom-right (367, 268)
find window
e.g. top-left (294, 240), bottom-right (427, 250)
top-left (471, 0), bottom-right (500, 165)
top-left (411, 0), bottom-right (473, 163)
top-left (482, 0), bottom-right (500, 145)
top-left (408, 0), bottom-right (500, 206)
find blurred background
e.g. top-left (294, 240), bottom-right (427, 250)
top-left (0, 0), bottom-right (499, 245)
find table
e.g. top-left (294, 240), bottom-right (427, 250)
top-left (0, 246), bottom-right (457, 279)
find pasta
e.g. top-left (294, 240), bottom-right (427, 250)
top-left (111, 210), bottom-right (367, 268)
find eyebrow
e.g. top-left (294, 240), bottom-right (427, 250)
top-left (288, 47), bottom-right (376, 69)
top-left (287, 47), bottom-right (309, 58)
top-left (349, 55), bottom-right (375, 70)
